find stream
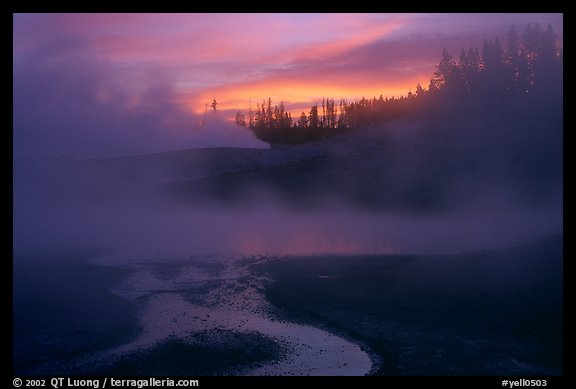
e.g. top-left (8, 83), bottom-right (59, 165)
top-left (97, 253), bottom-right (373, 376)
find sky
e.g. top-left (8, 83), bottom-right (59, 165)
top-left (13, 13), bottom-right (562, 158)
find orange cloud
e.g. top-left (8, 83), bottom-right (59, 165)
top-left (16, 13), bottom-right (432, 120)
top-left (181, 68), bottom-right (432, 119)
top-left (22, 14), bottom-right (561, 123)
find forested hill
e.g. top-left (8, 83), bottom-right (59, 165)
top-left (233, 23), bottom-right (562, 146)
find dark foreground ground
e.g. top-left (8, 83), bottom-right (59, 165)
top-left (13, 250), bottom-right (286, 376)
top-left (253, 234), bottom-right (563, 376)
top-left (12, 249), bottom-right (139, 375)
top-left (13, 235), bottom-right (562, 376)
top-left (97, 329), bottom-right (285, 376)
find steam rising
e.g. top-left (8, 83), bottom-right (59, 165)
top-left (12, 21), bottom-right (562, 261)
top-left (14, 113), bottom-right (562, 259)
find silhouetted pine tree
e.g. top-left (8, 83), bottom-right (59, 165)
top-left (236, 23), bottom-right (561, 145)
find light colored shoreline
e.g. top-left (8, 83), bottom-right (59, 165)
top-left (101, 254), bottom-right (373, 376)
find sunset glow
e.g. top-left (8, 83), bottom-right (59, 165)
top-left (13, 13), bottom-right (562, 157)
top-left (13, 12), bottom-right (564, 377)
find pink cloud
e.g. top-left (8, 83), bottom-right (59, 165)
top-left (14, 13), bottom-right (563, 125)
top-left (16, 14), bottom-right (409, 68)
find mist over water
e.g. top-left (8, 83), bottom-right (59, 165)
top-left (12, 18), bottom-right (562, 263)
top-left (13, 122), bottom-right (562, 260)
top-left (12, 14), bottom-right (564, 377)
top-left (14, 88), bottom-right (563, 260)
top-left (12, 188), bottom-right (562, 259)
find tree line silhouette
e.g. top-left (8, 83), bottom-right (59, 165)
top-left (233, 24), bottom-right (562, 145)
